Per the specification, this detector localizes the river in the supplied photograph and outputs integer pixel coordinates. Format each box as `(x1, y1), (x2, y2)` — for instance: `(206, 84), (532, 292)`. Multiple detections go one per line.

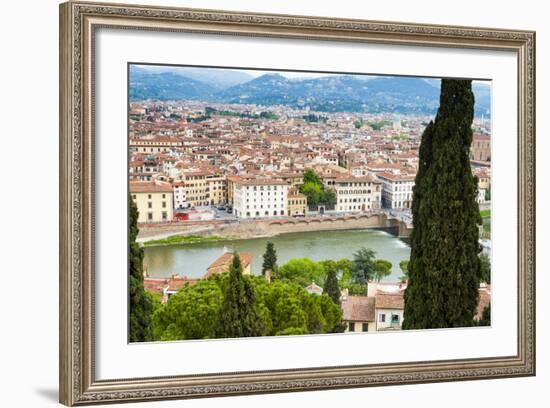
(143, 229), (411, 282)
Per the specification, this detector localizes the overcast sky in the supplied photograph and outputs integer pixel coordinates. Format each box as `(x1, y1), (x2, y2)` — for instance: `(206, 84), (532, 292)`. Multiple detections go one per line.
(137, 64), (490, 84)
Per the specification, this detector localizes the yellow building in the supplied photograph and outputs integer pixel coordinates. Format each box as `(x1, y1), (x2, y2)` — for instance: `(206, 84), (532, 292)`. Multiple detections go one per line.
(341, 295), (376, 333)
(206, 174), (227, 206)
(287, 189), (308, 216)
(178, 171), (227, 208)
(130, 180), (173, 223)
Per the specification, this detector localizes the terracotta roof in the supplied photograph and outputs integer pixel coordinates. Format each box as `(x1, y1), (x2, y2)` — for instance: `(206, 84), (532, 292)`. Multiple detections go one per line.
(129, 180), (173, 193)
(376, 172), (416, 182)
(305, 282), (323, 295)
(234, 178), (288, 186)
(342, 296), (376, 322)
(204, 252), (253, 279)
(334, 175), (380, 184)
(144, 276), (198, 295)
(375, 292), (405, 310)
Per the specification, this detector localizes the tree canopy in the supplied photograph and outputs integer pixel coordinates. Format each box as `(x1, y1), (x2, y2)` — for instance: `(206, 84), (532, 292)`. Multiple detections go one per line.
(403, 79), (482, 329)
(262, 241), (278, 275)
(300, 169), (337, 210)
(350, 248), (377, 283)
(151, 272), (343, 340)
(274, 257), (326, 287)
(129, 196), (153, 342)
(216, 254), (265, 338)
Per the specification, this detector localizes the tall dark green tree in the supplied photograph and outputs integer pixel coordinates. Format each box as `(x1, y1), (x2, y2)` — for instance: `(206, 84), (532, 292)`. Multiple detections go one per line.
(262, 242), (277, 275)
(129, 196), (153, 342)
(324, 264), (341, 306)
(216, 253), (264, 338)
(403, 79), (482, 330)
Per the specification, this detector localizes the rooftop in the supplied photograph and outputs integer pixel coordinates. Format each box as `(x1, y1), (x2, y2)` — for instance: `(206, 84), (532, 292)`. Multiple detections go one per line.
(129, 180), (173, 193)
(204, 252), (253, 279)
(342, 296), (376, 322)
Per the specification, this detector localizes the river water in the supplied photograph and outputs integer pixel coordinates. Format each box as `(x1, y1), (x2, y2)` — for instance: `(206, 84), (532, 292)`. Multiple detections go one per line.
(143, 229), (411, 282)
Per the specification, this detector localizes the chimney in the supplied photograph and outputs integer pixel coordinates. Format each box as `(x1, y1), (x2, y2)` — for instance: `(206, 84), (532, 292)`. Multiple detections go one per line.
(367, 280), (377, 298)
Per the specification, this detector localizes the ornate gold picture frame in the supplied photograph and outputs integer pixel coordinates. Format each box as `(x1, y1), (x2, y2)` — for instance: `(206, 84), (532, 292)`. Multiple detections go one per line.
(59, 1), (535, 405)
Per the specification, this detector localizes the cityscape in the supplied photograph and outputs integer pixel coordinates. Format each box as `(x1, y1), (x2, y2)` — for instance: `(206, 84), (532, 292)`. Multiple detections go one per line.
(128, 65), (492, 342)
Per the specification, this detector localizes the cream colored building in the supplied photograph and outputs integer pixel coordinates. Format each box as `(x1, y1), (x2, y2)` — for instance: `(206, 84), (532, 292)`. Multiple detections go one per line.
(287, 189), (308, 216)
(175, 171), (227, 208)
(341, 295), (376, 333)
(334, 176), (381, 212)
(377, 171), (416, 209)
(130, 180), (174, 223)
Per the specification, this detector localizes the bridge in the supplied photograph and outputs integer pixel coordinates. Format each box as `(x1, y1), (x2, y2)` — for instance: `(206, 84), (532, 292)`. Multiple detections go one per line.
(259, 211), (413, 238)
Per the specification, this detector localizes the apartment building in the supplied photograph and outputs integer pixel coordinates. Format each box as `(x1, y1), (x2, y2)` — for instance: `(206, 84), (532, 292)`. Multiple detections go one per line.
(233, 178), (289, 219)
(130, 180), (174, 223)
(377, 171), (416, 209)
(334, 176), (381, 213)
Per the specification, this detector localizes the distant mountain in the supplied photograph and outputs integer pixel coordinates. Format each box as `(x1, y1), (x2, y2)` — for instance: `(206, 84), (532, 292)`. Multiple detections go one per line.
(129, 67), (491, 116)
(130, 65), (253, 90)
(218, 74), (442, 114)
(129, 66), (218, 100)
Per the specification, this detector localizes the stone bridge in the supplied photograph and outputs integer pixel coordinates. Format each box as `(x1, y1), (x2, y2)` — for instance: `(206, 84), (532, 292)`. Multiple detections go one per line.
(253, 211), (412, 238)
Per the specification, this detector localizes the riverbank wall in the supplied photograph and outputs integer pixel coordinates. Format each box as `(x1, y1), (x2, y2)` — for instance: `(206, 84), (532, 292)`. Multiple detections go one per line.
(137, 213), (412, 243)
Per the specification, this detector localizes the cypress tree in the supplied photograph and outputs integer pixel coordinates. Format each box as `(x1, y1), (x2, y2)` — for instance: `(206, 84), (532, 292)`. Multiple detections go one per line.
(129, 196), (153, 342)
(403, 79), (482, 329)
(324, 265), (341, 306)
(217, 253), (264, 338)
(262, 242), (277, 275)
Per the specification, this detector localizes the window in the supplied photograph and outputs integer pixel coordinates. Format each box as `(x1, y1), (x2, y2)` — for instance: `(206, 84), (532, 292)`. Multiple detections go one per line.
(162, 211), (168, 221)
(148, 202), (152, 209)
(391, 314), (400, 324)
(162, 201), (166, 208)
(379, 313), (386, 323)
(348, 322), (355, 331)
(362, 323), (369, 332)
(148, 194), (152, 199)
(147, 212), (153, 221)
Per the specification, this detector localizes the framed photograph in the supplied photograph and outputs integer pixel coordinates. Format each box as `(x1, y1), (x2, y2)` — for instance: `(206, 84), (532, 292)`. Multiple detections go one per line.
(59, 1), (536, 405)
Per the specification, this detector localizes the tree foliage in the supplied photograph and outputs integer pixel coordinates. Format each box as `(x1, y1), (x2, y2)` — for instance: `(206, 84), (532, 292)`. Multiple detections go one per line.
(479, 253), (491, 284)
(350, 248), (377, 283)
(324, 263), (341, 305)
(300, 169), (337, 210)
(399, 259), (410, 282)
(373, 259), (392, 282)
(403, 80), (482, 330)
(129, 196), (153, 342)
(152, 279), (223, 340)
(262, 242), (278, 275)
(216, 254), (265, 338)
(274, 258), (326, 287)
